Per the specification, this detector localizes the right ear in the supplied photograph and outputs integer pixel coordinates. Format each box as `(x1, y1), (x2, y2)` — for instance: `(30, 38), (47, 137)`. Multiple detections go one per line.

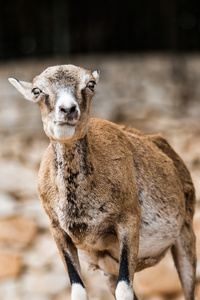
(8, 77), (34, 101)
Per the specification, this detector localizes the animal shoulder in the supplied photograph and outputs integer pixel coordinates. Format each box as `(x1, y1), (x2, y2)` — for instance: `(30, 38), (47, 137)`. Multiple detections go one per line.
(88, 118), (170, 161)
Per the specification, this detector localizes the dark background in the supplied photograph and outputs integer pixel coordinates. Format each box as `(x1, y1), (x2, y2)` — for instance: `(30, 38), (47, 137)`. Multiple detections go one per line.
(1, 0), (200, 59)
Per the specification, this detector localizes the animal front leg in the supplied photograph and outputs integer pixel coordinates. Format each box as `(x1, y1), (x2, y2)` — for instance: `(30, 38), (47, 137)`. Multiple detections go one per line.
(64, 252), (88, 300)
(50, 223), (88, 300)
(115, 217), (140, 300)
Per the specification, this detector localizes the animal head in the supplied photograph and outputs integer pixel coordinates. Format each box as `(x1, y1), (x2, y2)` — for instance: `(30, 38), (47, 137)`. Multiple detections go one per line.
(9, 64), (100, 142)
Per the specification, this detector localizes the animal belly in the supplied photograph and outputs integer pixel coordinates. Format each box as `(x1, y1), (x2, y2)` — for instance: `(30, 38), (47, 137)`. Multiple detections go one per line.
(138, 234), (171, 258)
(78, 220), (180, 276)
(77, 232), (120, 275)
(78, 249), (119, 275)
(138, 215), (183, 258)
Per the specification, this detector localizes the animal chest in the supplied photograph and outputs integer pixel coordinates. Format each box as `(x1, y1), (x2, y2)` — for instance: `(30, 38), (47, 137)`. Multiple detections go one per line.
(54, 167), (114, 248)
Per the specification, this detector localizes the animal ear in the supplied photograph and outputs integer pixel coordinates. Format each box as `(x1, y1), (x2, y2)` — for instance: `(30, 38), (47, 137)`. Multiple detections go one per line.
(8, 77), (34, 101)
(92, 70), (100, 84)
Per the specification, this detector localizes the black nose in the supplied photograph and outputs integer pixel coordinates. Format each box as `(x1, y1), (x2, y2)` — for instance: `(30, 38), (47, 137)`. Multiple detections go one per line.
(59, 105), (77, 119)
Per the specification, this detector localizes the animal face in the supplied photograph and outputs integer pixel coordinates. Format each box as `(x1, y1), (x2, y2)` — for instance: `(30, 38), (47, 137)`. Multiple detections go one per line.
(9, 64), (100, 142)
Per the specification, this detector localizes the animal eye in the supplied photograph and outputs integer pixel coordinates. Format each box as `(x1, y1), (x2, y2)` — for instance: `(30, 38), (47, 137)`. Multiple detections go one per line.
(32, 88), (41, 98)
(87, 81), (96, 91)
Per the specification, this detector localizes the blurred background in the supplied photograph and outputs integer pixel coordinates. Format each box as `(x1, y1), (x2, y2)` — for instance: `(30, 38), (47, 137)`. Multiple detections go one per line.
(0, 0), (200, 299)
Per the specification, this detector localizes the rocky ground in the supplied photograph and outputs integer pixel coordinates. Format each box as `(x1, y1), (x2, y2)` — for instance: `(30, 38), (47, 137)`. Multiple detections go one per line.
(0, 54), (199, 300)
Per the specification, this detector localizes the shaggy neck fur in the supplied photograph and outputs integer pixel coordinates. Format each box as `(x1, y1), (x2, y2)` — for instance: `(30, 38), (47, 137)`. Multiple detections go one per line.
(52, 135), (94, 225)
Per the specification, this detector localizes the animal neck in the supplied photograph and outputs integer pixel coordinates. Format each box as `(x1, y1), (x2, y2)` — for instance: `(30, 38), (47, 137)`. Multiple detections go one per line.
(52, 135), (94, 222)
(53, 134), (94, 182)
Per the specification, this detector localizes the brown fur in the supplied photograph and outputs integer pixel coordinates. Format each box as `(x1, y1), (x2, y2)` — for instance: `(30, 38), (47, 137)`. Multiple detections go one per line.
(9, 65), (196, 300)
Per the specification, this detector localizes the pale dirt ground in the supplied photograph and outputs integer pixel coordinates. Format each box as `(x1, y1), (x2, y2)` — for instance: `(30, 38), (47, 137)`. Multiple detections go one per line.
(0, 54), (199, 300)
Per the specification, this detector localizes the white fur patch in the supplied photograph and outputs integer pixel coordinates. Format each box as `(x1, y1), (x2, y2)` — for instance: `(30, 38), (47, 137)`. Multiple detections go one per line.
(79, 74), (90, 90)
(56, 89), (79, 116)
(52, 89), (80, 141)
(54, 123), (75, 141)
(115, 281), (134, 300)
(92, 70), (100, 83)
(71, 283), (88, 300)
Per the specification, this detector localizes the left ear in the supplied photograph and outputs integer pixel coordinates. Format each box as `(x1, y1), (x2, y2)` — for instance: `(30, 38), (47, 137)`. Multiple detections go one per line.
(92, 70), (100, 84)
(8, 77), (34, 101)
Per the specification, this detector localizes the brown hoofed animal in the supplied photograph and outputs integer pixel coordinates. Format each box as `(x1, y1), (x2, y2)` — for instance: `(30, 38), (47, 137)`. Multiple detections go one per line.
(9, 64), (196, 300)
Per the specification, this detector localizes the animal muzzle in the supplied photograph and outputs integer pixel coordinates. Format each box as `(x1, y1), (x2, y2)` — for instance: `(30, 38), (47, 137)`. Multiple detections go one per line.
(60, 104), (79, 120)
(54, 104), (80, 126)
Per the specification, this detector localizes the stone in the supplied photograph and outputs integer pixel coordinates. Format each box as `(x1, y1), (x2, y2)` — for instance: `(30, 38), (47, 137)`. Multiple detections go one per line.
(194, 209), (200, 258)
(21, 269), (68, 296)
(196, 282), (200, 300)
(0, 252), (22, 279)
(23, 232), (60, 269)
(53, 291), (72, 300)
(190, 170), (200, 203)
(134, 252), (182, 298)
(0, 192), (18, 218)
(0, 216), (37, 247)
(80, 260), (113, 300)
(193, 209), (200, 281)
(0, 159), (38, 199)
(0, 279), (21, 300)
(21, 199), (49, 229)
(1, 135), (47, 170)
(22, 295), (50, 300)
